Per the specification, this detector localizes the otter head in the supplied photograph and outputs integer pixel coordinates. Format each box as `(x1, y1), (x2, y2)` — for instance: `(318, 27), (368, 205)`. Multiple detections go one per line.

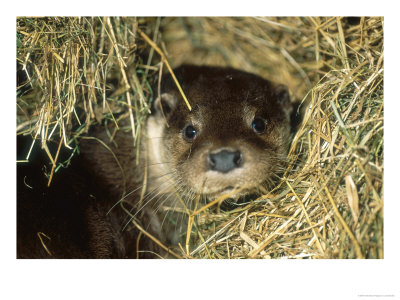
(146, 65), (293, 203)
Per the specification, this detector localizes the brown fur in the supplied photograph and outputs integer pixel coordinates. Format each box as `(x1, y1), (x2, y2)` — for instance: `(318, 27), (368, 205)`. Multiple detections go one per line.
(147, 65), (293, 199)
(17, 65), (294, 258)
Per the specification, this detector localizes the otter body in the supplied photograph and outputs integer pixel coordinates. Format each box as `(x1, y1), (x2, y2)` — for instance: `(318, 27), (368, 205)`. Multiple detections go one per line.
(17, 65), (294, 258)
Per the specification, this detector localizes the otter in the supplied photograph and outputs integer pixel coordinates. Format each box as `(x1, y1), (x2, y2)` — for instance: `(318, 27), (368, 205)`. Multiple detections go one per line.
(17, 65), (294, 258)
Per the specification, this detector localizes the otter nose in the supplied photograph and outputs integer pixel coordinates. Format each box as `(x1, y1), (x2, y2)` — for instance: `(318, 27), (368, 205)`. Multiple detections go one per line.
(208, 150), (242, 173)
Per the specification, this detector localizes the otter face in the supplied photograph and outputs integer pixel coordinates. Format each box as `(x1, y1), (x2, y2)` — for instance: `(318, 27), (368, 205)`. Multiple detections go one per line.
(146, 65), (293, 201)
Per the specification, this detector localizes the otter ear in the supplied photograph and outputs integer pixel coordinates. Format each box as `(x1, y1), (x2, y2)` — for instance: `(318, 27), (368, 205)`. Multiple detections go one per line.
(274, 85), (293, 120)
(153, 93), (178, 117)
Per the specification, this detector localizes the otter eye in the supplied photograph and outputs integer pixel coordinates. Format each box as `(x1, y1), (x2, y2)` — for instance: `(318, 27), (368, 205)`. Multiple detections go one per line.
(252, 117), (266, 134)
(183, 125), (197, 141)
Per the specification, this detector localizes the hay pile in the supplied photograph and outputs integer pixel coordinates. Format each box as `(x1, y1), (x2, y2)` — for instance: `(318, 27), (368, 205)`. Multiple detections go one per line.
(17, 17), (383, 259)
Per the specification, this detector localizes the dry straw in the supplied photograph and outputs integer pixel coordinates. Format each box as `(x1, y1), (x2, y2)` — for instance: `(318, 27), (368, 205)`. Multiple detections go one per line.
(17, 17), (383, 259)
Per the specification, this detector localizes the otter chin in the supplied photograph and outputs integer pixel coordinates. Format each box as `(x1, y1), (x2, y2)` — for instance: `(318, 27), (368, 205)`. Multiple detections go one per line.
(146, 65), (293, 205)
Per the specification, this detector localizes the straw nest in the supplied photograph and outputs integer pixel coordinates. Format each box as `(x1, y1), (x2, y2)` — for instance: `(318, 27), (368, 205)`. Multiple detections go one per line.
(17, 17), (383, 259)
